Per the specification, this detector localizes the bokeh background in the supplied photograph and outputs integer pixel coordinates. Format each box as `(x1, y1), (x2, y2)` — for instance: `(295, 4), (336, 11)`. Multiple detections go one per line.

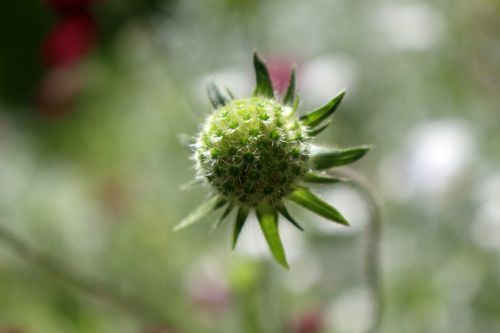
(1, 0), (500, 332)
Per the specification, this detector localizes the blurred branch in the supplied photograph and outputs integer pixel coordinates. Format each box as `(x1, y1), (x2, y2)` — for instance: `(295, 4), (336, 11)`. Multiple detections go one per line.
(330, 168), (384, 333)
(0, 223), (178, 329)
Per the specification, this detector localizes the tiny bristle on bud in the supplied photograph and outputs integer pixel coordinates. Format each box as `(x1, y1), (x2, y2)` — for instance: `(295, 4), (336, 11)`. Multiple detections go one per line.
(195, 97), (310, 207)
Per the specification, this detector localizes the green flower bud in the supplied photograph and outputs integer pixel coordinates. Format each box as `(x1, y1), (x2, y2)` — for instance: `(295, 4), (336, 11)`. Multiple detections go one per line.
(195, 97), (310, 207)
(176, 52), (371, 268)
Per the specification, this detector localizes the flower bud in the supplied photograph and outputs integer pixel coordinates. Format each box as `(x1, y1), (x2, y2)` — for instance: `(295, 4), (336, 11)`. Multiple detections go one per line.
(195, 97), (310, 207)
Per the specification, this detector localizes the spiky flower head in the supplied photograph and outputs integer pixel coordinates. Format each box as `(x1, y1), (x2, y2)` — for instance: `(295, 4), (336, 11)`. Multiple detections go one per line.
(176, 52), (371, 268)
(196, 97), (309, 207)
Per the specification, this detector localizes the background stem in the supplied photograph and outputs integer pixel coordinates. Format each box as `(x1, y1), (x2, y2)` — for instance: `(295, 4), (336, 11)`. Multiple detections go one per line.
(0, 223), (178, 329)
(330, 168), (384, 333)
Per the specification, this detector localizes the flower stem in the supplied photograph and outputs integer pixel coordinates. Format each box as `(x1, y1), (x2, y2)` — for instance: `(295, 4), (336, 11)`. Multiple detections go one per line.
(330, 168), (384, 333)
(0, 223), (178, 329)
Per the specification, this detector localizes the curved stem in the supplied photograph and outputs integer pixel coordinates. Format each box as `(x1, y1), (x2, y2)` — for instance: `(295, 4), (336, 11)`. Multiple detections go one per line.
(329, 168), (384, 333)
(0, 223), (178, 329)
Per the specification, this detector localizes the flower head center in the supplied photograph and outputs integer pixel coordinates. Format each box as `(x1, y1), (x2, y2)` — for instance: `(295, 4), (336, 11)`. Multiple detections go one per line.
(196, 97), (310, 207)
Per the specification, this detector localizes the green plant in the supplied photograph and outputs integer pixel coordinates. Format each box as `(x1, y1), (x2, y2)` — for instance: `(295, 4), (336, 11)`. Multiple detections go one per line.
(176, 52), (371, 268)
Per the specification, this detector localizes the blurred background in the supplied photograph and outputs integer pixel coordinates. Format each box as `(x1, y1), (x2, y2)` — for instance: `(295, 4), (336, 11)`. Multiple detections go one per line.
(1, 0), (500, 332)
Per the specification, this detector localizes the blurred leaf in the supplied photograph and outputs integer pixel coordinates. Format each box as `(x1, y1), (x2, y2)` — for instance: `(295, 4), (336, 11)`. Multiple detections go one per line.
(174, 195), (226, 231)
(207, 81), (229, 108)
(300, 90), (345, 128)
(276, 203), (303, 231)
(302, 172), (346, 184)
(252, 52), (274, 98)
(256, 207), (288, 268)
(311, 145), (371, 170)
(232, 207), (250, 249)
(225, 87), (236, 99)
(288, 186), (349, 226)
(283, 68), (296, 105)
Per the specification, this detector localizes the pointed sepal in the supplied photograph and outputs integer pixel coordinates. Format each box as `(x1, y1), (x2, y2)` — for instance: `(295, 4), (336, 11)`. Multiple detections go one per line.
(174, 195), (227, 231)
(225, 87), (236, 100)
(211, 203), (234, 232)
(300, 90), (345, 128)
(288, 186), (349, 226)
(207, 81), (229, 109)
(276, 203), (304, 231)
(282, 68), (296, 105)
(252, 52), (274, 98)
(307, 121), (330, 137)
(310, 145), (371, 170)
(302, 172), (346, 184)
(232, 207), (250, 249)
(292, 95), (300, 113)
(256, 207), (289, 268)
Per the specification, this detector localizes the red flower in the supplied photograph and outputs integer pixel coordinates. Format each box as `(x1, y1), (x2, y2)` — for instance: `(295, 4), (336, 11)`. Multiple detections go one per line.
(288, 309), (325, 333)
(42, 13), (97, 68)
(266, 56), (297, 96)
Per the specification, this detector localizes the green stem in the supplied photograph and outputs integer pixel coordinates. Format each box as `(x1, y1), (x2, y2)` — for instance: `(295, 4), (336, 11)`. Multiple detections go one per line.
(0, 223), (178, 329)
(239, 264), (267, 333)
(329, 168), (384, 333)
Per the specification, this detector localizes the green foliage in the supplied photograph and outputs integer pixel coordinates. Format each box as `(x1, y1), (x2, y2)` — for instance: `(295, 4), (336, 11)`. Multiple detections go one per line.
(233, 207), (250, 248)
(276, 203), (304, 231)
(256, 207), (288, 268)
(207, 81), (230, 108)
(288, 186), (349, 226)
(300, 90), (345, 128)
(252, 52), (275, 98)
(302, 172), (346, 184)
(282, 68), (296, 105)
(308, 121), (331, 137)
(174, 195), (226, 231)
(310, 145), (371, 170)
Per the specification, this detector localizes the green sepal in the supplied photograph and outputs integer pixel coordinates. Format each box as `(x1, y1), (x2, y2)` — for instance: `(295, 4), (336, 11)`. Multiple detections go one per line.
(252, 52), (274, 98)
(307, 121), (330, 137)
(288, 186), (349, 226)
(207, 81), (229, 109)
(211, 203), (234, 232)
(256, 207), (289, 268)
(276, 203), (304, 231)
(292, 95), (300, 113)
(174, 195), (227, 231)
(302, 172), (346, 184)
(225, 87), (236, 99)
(232, 207), (250, 249)
(311, 145), (371, 170)
(282, 68), (296, 105)
(300, 90), (345, 128)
